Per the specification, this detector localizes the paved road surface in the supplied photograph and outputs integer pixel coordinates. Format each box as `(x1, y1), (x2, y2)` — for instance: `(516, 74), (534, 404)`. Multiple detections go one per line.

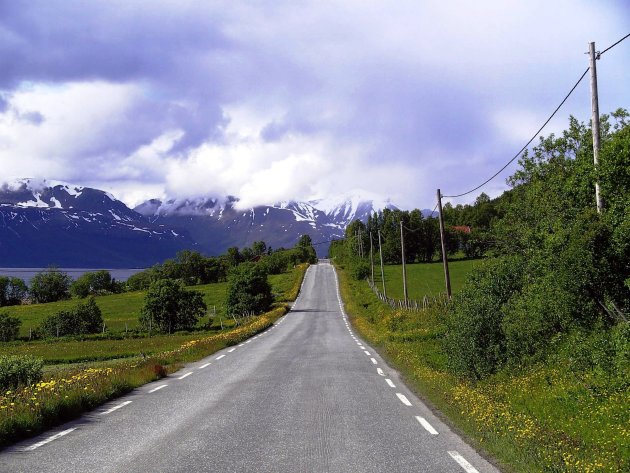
(1, 262), (500, 473)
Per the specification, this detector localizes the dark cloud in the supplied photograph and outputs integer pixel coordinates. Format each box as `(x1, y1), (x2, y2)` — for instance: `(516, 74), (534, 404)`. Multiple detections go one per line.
(0, 0), (628, 208)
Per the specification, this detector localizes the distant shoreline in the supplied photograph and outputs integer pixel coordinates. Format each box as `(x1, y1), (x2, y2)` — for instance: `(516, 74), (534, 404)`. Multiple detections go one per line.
(0, 268), (146, 284)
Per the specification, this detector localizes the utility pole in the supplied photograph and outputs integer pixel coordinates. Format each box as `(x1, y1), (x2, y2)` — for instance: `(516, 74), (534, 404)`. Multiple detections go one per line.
(378, 230), (387, 298)
(436, 189), (452, 298)
(400, 221), (408, 304)
(358, 228), (363, 258)
(589, 41), (603, 214)
(369, 232), (375, 285)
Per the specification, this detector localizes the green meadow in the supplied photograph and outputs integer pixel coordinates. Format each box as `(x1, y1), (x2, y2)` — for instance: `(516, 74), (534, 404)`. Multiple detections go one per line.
(373, 259), (478, 300)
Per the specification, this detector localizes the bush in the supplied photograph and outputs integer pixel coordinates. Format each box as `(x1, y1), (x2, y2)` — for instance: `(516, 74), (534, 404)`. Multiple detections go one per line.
(0, 312), (21, 341)
(70, 270), (114, 298)
(126, 268), (158, 291)
(444, 256), (525, 379)
(139, 279), (207, 333)
(226, 262), (273, 317)
(0, 277), (27, 306)
(29, 269), (71, 303)
(351, 260), (371, 280)
(0, 355), (43, 389)
(38, 297), (103, 337)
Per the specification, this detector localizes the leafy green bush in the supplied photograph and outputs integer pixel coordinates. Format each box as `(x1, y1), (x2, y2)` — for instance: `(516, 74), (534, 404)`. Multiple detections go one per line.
(444, 256), (524, 379)
(226, 262), (273, 317)
(351, 260), (370, 280)
(70, 270), (115, 298)
(0, 312), (21, 342)
(126, 268), (158, 291)
(139, 279), (207, 333)
(29, 269), (71, 303)
(0, 277), (27, 306)
(0, 355), (43, 389)
(39, 297), (103, 337)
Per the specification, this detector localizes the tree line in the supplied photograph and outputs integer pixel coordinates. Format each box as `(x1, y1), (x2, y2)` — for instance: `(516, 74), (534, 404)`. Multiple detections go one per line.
(0, 235), (318, 340)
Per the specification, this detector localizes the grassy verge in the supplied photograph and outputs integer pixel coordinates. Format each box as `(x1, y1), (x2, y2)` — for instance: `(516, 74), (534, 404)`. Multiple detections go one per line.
(0, 264), (309, 448)
(335, 264), (628, 473)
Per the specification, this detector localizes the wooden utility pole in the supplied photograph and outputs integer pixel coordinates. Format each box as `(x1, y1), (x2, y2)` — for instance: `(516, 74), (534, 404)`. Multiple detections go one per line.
(400, 221), (408, 304)
(436, 189), (452, 298)
(589, 41), (603, 214)
(378, 230), (387, 298)
(369, 232), (375, 285)
(358, 228), (363, 258)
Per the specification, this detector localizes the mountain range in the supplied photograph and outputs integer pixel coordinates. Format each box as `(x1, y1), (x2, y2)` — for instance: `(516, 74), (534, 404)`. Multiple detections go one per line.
(0, 179), (412, 268)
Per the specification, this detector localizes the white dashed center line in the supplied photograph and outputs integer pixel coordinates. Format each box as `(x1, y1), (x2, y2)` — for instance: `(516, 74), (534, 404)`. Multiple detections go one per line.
(228, 348), (236, 353)
(101, 400), (132, 415)
(385, 378), (396, 388)
(416, 416), (439, 435)
(245, 340), (251, 344)
(396, 393), (412, 406)
(178, 372), (193, 380)
(364, 350), (371, 356)
(148, 384), (168, 393)
(199, 363), (211, 369)
(448, 451), (480, 473)
(370, 358), (377, 365)
(216, 354), (226, 360)
(377, 368), (385, 376)
(23, 428), (77, 451)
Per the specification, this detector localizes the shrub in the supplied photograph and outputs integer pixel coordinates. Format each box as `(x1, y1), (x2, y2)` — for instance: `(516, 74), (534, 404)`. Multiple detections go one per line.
(0, 312), (21, 341)
(126, 268), (158, 291)
(38, 297), (103, 337)
(70, 270), (114, 298)
(29, 268), (71, 303)
(0, 355), (43, 389)
(351, 260), (371, 280)
(444, 256), (525, 379)
(226, 262), (273, 317)
(139, 279), (207, 333)
(0, 277), (27, 306)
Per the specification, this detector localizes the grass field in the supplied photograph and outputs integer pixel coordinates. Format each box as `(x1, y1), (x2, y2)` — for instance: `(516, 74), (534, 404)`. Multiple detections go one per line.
(6, 271), (296, 337)
(373, 259), (478, 300)
(0, 267), (305, 365)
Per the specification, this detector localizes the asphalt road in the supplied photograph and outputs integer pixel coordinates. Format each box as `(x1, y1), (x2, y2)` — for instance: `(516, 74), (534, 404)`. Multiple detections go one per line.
(1, 262), (500, 473)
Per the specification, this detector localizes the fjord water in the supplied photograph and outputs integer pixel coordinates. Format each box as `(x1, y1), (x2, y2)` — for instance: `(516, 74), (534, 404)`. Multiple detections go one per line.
(0, 268), (145, 285)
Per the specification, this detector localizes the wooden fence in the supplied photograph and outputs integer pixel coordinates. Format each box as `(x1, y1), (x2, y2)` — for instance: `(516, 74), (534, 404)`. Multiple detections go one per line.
(366, 278), (449, 311)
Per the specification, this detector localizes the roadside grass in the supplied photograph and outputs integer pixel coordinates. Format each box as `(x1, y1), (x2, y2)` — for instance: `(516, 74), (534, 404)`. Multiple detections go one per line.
(374, 259), (478, 300)
(335, 264), (628, 473)
(7, 270), (298, 337)
(0, 264), (309, 448)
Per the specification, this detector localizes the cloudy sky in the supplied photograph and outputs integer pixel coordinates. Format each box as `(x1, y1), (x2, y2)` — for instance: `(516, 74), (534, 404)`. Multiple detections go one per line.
(0, 1), (628, 210)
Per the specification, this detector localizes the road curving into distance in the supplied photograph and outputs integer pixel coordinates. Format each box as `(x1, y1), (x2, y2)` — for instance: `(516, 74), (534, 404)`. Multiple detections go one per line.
(1, 262), (500, 473)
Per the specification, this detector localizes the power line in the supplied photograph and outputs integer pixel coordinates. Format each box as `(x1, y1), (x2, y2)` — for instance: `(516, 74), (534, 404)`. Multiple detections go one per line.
(600, 32), (630, 56)
(443, 67), (590, 199)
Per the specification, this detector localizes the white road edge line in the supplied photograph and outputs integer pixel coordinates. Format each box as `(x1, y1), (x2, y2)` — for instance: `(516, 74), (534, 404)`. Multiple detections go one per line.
(377, 368), (385, 376)
(370, 358), (378, 365)
(199, 363), (211, 369)
(178, 372), (193, 380)
(101, 400), (132, 415)
(385, 378), (396, 388)
(396, 393), (412, 406)
(416, 416), (439, 435)
(228, 348), (236, 352)
(148, 384), (168, 393)
(364, 350), (371, 355)
(216, 354), (226, 360)
(23, 428), (77, 451)
(448, 451), (480, 473)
